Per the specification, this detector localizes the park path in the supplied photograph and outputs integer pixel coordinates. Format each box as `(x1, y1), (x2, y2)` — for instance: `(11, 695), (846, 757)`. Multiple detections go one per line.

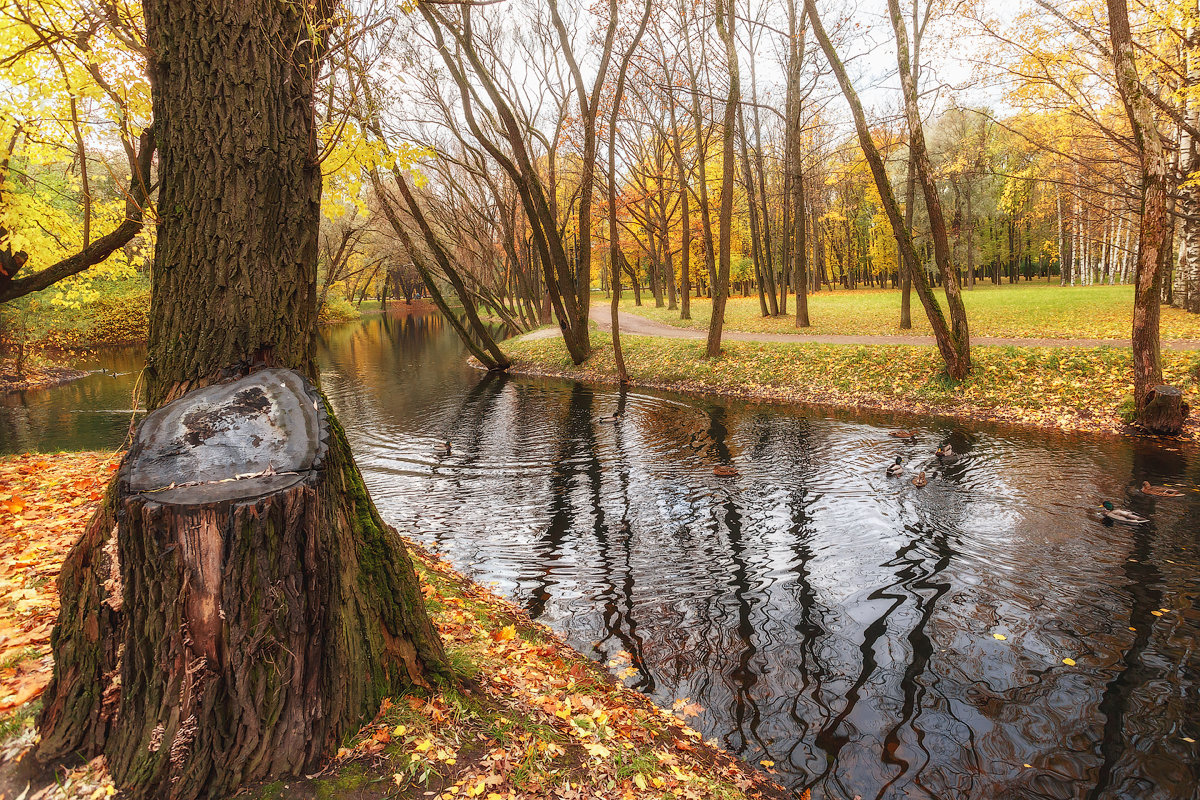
(520, 304), (1200, 350)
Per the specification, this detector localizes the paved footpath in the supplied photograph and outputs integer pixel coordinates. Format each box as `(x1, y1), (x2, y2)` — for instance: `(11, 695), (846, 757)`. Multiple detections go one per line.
(521, 304), (1200, 351)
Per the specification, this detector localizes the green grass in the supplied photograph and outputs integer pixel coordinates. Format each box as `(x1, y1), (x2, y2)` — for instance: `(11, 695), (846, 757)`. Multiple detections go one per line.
(0, 699), (41, 742)
(504, 330), (1200, 431)
(616, 283), (1200, 341)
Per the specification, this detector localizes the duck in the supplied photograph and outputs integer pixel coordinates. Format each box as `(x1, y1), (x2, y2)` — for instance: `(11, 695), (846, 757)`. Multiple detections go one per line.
(888, 429), (918, 439)
(713, 465), (739, 477)
(434, 441), (452, 455)
(935, 443), (954, 459)
(912, 471), (928, 487)
(1101, 501), (1148, 525)
(1139, 481), (1184, 498)
(886, 457), (904, 477)
(597, 415), (620, 424)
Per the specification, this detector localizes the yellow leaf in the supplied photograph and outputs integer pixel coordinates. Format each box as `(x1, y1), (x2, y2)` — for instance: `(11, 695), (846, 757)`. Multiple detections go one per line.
(490, 625), (517, 642)
(583, 741), (611, 760)
(633, 774), (647, 790)
(1062, 658), (1076, 666)
(760, 759), (775, 767)
(992, 633), (1007, 641)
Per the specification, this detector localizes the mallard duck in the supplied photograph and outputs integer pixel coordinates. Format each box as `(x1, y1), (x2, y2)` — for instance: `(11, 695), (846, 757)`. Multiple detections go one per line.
(434, 441), (451, 455)
(713, 465), (739, 477)
(1140, 481), (1184, 498)
(598, 415), (620, 424)
(886, 457), (904, 477)
(935, 444), (954, 459)
(888, 429), (918, 439)
(1101, 501), (1148, 525)
(912, 471), (928, 487)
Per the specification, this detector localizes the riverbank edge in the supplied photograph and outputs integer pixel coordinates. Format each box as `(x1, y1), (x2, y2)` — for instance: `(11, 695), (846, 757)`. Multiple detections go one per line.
(0, 451), (791, 800)
(0, 365), (89, 394)
(494, 337), (1198, 443)
(0, 300), (408, 396)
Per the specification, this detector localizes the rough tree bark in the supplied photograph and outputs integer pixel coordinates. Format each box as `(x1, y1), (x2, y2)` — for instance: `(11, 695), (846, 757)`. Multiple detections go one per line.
(786, 0), (809, 327)
(37, 4), (449, 798)
(886, 0), (970, 377)
(1107, 0), (1187, 433)
(806, 0), (971, 379)
(606, 0), (654, 384)
(707, 0), (740, 358)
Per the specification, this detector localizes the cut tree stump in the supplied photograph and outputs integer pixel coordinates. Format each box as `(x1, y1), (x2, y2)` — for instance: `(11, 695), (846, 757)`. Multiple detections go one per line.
(1140, 384), (1189, 435)
(38, 368), (447, 800)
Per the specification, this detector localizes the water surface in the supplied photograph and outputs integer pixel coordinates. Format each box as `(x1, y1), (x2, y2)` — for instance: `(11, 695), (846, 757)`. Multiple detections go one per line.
(3, 312), (1198, 800)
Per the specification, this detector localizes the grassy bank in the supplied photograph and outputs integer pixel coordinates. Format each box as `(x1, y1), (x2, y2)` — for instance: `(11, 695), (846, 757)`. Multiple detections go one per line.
(2, 278), (363, 355)
(1, 281), (365, 392)
(503, 331), (1200, 437)
(0, 452), (787, 800)
(618, 284), (1200, 341)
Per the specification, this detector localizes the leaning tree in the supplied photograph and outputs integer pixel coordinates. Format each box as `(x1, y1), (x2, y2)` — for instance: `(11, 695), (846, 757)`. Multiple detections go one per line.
(35, 3), (449, 798)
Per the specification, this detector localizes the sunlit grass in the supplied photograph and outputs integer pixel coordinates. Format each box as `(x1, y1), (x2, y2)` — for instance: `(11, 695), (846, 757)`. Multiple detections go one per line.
(610, 283), (1200, 340)
(505, 330), (1200, 431)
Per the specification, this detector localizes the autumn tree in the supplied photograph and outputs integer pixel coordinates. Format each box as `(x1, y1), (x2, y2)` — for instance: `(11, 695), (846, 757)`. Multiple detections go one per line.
(706, 0), (740, 358)
(806, 0), (971, 378)
(1107, 0), (1187, 433)
(35, 4), (448, 798)
(0, 0), (156, 304)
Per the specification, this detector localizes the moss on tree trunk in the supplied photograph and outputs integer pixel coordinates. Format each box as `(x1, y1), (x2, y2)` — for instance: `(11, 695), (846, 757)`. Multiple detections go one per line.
(37, 2), (450, 797)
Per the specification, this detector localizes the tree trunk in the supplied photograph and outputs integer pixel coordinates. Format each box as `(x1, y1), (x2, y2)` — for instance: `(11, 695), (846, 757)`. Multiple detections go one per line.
(1108, 0), (1182, 433)
(666, 96), (692, 321)
(787, 0), (810, 328)
(807, 0), (970, 379)
(38, 4), (449, 797)
(886, 0), (970, 377)
(707, 0), (740, 358)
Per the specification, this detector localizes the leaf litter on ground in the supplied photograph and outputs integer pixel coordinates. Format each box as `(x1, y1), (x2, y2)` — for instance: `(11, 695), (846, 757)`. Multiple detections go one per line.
(0, 452), (792, 800)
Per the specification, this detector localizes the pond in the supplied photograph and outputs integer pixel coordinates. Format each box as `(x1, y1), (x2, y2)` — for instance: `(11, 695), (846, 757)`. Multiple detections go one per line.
(3, 311), (1198, 800)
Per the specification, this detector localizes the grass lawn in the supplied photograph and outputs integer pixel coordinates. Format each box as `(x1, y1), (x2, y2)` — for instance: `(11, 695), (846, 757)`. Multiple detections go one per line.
(614, 283), (1200, 341)
(504, 331), (1200, 435)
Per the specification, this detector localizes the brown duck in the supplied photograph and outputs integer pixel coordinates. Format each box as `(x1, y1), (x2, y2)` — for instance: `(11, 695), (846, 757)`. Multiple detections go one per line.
(1140, 481), (1184, 498)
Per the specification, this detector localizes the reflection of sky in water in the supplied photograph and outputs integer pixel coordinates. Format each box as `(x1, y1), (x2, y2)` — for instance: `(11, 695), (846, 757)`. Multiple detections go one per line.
(8, 312), (1200, 799)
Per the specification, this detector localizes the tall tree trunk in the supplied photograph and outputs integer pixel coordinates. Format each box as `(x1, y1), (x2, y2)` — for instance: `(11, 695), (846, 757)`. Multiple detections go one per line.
(1176, 23), (1200, 312)
(901, 153), (916, 327)
(965, 178), (976, 289)
(807, 0), (970, 379)
(666, 97), (692, 320)
(737, 101), (769, 317)
(886, 0), (970, 376)
(37, 5), (449, 798)
(1107, 0), (1186, 433)
(747, 27), (779, 316)
(787, 0), (810, 328)
(707, 0), (739, 357)
(680, 0), (716, 322)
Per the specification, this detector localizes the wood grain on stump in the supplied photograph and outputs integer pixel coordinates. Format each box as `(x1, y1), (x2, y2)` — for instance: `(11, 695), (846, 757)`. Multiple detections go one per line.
(1141, 384), (1189, 436)
(39, 369), (447, 800)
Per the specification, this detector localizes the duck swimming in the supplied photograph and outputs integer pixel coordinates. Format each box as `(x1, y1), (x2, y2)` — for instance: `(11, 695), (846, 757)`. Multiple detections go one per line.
(935, 444), (954, 459)
(886, 457), (904, 477)
(888, 429), (918, 439)
(434, 441), (451, 455)
(598, 415), (620, 424)
(713, 465), (739, 477)
(1101, 501), (1148, 525)
(912, 471), (928, 487)
(1140, 481), (1184, 498)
